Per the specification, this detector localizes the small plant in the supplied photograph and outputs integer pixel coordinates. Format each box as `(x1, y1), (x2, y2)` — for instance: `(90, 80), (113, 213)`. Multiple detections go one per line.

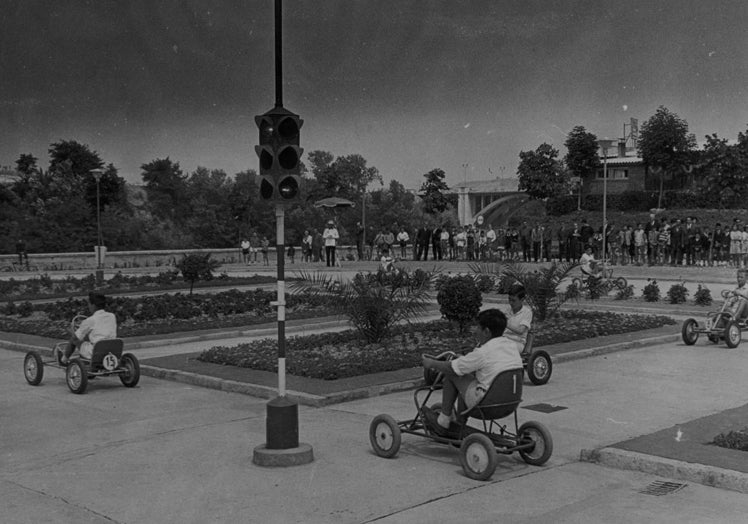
(585, 276), (608, 300)
(615, 284), (635, 300)
(17, 301), (34, 317)
(642, 279), (661, 302)
(473, 274), (495, 294)
(713, 428), (748, 451)
(176, 253), (221, 294)
(694, 284), (713, 306)
(666, 281), (689, 304)
(564, 282), (581, 301)
(437, 275), (482, 333)
(4, 301), (17, 315)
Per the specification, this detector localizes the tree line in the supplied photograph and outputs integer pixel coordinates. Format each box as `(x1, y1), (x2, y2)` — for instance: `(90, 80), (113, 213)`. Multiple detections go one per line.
(518, 105), (748, 209)
(0, 141), (458, 255)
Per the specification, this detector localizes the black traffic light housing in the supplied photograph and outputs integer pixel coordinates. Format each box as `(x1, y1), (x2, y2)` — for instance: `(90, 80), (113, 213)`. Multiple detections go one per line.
(255, 107), (303, 203)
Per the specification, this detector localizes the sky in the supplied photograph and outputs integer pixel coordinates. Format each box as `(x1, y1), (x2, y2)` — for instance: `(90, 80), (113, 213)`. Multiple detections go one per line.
(1, 0), (747, 190)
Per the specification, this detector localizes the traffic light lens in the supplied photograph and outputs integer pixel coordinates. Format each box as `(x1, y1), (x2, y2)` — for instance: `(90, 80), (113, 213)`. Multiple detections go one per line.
(260, 178), (274, 199)
(278, 117), (300, 140)
(259, 149), (273, 170)
(278, 146), (299, 170)
(278, 176), (299, 199)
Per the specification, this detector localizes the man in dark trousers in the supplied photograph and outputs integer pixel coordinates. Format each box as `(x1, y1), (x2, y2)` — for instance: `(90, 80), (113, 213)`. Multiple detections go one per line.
(431, 226), (442, 260)
(416, 226), (431, 261)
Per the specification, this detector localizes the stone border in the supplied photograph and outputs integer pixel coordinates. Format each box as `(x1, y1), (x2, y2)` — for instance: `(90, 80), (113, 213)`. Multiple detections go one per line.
(580, 447), (748, 494)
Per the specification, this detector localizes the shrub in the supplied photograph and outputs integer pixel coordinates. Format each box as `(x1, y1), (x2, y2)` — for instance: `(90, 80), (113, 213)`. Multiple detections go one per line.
(694, 284), (713, 306)
(4, 301), (17, 315)
(713, 428), (748, 451)
(473, 274), (495, 294)
(176, 253), (221, 294)
(615, 284), (635, 300)
(17, 301), (34, 317)
(437, 275), (482, 333)
(585, 276), (608, 300)
(642, 279), (661, 302)
(666, 281), (689, 304)
(565, 282), (581, 301)
(291, 268), (433, 343)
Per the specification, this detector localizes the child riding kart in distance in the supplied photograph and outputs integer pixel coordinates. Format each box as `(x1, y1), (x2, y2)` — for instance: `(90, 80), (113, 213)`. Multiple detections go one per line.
(713, 268), (748, 329)
(59, 292), (117, 365)
(579, 245), (601, 278)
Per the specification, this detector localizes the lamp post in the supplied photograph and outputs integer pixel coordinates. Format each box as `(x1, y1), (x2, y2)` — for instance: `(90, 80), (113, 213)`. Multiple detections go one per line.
(597, 139), (616, 263)
(91, 168), (105, 285)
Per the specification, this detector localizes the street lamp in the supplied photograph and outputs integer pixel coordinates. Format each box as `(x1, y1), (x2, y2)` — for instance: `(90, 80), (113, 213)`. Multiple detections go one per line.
(91, 168), (105, 285)
(597, 139), (616, 264)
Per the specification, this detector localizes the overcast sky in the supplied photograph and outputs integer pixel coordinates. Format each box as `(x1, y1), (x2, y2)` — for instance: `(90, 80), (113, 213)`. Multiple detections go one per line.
(2, 0), (747, 189)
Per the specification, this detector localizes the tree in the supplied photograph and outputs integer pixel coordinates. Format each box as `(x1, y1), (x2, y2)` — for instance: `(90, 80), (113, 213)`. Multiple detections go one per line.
(564, 126), (601, 183)
(419, 168), (455, 214)
(700, 128), (748, 206)
(141, 158), (188, 219)
(15, 153), (38, 175)
(517, 143), (569, 199)
(307, 151), (381, 201)
(637, 106), (697, 208)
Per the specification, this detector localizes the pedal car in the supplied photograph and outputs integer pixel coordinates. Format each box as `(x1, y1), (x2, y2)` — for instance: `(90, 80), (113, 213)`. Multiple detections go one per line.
(370, 354), (553, 481)
(23, 315), (140, 394)
(682, 290), (745, 348)
(423, 331), (552, 386)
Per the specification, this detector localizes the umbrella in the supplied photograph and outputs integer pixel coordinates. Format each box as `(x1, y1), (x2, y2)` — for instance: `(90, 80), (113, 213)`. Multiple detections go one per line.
(313, 197), (355, 209)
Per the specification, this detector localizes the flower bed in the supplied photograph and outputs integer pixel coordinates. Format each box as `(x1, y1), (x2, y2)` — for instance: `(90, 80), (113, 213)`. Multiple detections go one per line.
(198, 311), (677, 380)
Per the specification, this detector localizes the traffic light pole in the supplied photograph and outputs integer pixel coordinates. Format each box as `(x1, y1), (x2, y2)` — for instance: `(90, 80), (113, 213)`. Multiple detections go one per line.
(252, 0), (313, 468)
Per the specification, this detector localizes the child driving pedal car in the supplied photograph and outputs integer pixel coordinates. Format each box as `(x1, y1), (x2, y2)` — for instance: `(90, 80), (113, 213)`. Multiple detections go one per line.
(421, 309), (522, 436)
(60, 292), (117, 364)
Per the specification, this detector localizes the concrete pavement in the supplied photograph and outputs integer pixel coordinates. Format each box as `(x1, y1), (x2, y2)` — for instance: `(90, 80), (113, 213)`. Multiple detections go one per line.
(3, 338), (748, 523)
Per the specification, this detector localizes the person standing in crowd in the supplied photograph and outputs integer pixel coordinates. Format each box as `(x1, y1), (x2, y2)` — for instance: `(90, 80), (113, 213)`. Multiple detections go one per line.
(240, 238), (250, 264)
(556, 223), (567, 262)
(685, 216), (696, 266)
(466, 226), (476, 261)
(520, 221), (531, 262)
(486, 224), (496, 261)
(633, 223), (646, 266)
(355, 222), (365, 261)
(249, 230), (260, 264)
(712, 224), (724, 266)
(647, 224), (659, 266)
(416, 225), (431, 261)
(580, 218), (594, 248)
(311, 228), (323, 263)
(432, 225), (442, 260)
(658, 223), (670, 265)
(397, 227), (410, 260)
(323, 220), (339, 267)
(383, 228), (395, 257)
(455, 226), (467, 260)
(302, 230), (313, 262)
(531, 224), (541, 262)
(671, 219), (685, 266)
(644, 213), (658, 265)
(440, 226), (450, 261)
(16, 239), (28, 269)
(568, 222), (581, 262)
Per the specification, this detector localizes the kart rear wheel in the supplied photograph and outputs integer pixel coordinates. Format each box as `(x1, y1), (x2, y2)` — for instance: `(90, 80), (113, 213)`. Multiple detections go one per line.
(527, 350), (552, 385)
(119, 353), (140, 387)
(518, 421), (553, 466)
(460, 433), (497, 481)
(66, 359), (88, 394)
(615, 277), (628, 290)
(571, 277), (583, 290)
(681, 318), (699, 345)
(724, 321), (741, 348)
(369, 414), (401, 459)
(24, 351), (44, 386)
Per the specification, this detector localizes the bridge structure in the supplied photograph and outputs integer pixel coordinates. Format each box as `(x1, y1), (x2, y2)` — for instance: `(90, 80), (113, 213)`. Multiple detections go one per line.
(451, 177), (533, 227)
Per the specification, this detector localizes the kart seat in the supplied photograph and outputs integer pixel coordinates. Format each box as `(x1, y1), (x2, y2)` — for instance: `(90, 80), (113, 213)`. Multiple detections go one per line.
(461, 368), (524, 422)
(88, 339), (124, 368)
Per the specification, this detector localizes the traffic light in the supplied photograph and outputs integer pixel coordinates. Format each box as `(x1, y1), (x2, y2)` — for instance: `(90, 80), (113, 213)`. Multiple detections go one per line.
(255, 107), (304, 203)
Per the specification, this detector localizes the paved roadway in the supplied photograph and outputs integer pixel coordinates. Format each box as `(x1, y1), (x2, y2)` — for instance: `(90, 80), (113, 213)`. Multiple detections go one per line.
(3, 337), (748, 523)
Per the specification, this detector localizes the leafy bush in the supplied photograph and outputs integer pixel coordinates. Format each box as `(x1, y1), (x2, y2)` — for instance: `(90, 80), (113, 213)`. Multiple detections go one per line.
(585, 276), (608, 300)
(615, 284), (635, 300)
(4, 301), (16, 315)
(473, 274), (495, 293)
(666, 281), (689, 304)
(694, 285), (713, 306)
(713, 428), (748, 451)
(565, 282), (581, 301)
(642, 279), (661, 302)
(437, 275), (482, 333)
(176, 253), (221, 294)
(291, 268), (433, 343)
(17, 301), (33, 317)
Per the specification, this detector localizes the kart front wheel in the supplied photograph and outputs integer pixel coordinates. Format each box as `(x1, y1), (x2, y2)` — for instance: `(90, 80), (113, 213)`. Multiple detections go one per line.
(119, 353), (140, 387)
(24, 351), (44, 386)
(460, 433), (497, 481)
(66, 359), (88, 394)
(725, 321), (741, 348)
(615, 277), (628, 290)
(518, 421), (553, 466)
(369, 414), (401, 459)
(527, 350), (552, 385)
(681, 318), (699, 346)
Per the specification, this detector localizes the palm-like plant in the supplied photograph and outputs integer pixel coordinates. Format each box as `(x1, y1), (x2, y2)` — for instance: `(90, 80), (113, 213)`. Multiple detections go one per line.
(289, 268), (434, 343)
(470, 260), (578, 321)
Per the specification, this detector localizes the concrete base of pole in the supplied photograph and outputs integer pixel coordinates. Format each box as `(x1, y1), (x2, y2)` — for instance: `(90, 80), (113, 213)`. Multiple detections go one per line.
(253, 396), (314, 467)
(95, 269), (104, 286)
(253, 442), (314, 467)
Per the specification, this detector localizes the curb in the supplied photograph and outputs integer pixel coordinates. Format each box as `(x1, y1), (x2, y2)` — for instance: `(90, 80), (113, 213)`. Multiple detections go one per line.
(580, 447), (748, 494)
(553, 333), (681, 364)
